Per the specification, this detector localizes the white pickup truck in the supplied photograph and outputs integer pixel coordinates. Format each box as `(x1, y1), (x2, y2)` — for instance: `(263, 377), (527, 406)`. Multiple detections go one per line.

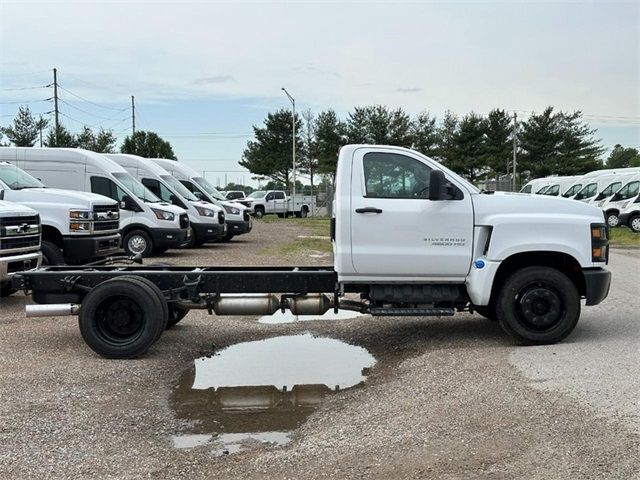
(238, 190), (313, 218)
(0, 200), (41, 297)
(18, 145), (611, 358)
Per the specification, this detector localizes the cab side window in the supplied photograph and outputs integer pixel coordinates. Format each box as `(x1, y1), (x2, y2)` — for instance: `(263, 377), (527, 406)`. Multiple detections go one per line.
(274, 192), (285, 200)
(363, 152), (432, 199)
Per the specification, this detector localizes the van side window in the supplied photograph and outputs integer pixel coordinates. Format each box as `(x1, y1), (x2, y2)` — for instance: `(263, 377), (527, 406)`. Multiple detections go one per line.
(363, 152), (432, 199)
(91, 176), (126, 202)
(142, 178), (186, 208)
(141, 178), (161, 197)
(617, 181), (640, 200)
(180, 180), (197, 194)
(546, 185), (560, 196)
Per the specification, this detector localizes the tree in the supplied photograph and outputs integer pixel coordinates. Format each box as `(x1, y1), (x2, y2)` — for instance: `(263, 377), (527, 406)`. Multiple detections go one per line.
(388, 108), (412, 146)
(35, 116), (49, 147)
(449, 113), (488, 182)
(346, 107), (369, 144)
(606, 144), (640, 168)
(411, 111), (438, 157)
(121, 130), (177, 159)
(484, 109), (513, 178)
(76, 126), (117, 153)
(315, 109), (346, 179)
(435, 111), (459, 165)
(299, 109), (318, 196)
(222, 182), (254, 194)
(2, 105), (39, 146)
(240, 109), (303, 187)
(46, 124), (77, 147)
(555, 111), (603, 174)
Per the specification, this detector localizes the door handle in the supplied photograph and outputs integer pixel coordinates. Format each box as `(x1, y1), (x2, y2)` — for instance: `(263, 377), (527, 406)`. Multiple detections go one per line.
(355, 207), (383, 214)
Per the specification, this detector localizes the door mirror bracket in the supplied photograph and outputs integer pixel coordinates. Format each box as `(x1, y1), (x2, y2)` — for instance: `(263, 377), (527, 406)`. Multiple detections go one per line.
(428, 171), (460, 201)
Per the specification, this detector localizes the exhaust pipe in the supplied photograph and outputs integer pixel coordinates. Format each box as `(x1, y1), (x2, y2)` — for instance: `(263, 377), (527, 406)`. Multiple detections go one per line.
(289, 294), (332, 315)
(26, 304), (80, 318)
(176, 293), (334, 316)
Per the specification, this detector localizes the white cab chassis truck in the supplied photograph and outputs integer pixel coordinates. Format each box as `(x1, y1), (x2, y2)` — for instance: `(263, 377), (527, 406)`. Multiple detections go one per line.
(17, 145), (611, 359)
(0, 200), (41, 297)
(239, 190), (314, 218)
(0, 158), (121, 265)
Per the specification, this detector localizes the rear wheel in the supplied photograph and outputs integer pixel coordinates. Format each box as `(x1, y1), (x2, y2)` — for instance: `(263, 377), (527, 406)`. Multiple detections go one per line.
(300, 206), (308, 218)
(41, 241), (66, 266)
(630, 214), (640, 233)
(124, 230), (154, 257)
(78, 277), (165, 358)
(496, 266), (580, 345)
(606, 211), (619, 228)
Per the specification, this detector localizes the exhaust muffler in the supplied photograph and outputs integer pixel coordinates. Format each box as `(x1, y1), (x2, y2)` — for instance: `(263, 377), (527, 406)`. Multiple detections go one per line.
(26, 304), (80, 317)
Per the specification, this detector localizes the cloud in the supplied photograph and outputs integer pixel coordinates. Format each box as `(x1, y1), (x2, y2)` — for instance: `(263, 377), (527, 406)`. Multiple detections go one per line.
(193, 75), (236, 85)
(396, 87), (423, 93)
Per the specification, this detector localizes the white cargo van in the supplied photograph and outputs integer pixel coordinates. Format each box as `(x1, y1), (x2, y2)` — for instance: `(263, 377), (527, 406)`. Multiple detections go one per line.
(573, 172), (636, 207)
(0, 200), (41, 296)
(150, 158), (251, 241)
(520, 178), (552, 194)
(107, 154), (225, 246)
(600, 174), (640, 227)
(0, 152), (121, 265)
(11, 148), (190, 257)
(539, 176), (582, 197)
(618, 192), (640, 232)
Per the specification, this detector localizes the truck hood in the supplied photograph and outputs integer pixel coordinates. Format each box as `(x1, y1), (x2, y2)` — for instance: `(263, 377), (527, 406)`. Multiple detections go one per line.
(0, 200), (38, 216)
(473, 191), (606, 225)
(12, 188), (117, 207)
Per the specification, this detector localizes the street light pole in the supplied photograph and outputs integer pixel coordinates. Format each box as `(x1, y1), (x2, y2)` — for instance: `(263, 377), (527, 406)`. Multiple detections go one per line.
(281, 87), (296, 201)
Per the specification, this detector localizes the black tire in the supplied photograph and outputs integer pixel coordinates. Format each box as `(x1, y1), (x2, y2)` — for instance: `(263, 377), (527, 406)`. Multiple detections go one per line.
(118, 275), (169, 339)
(300, 207), (308, 218)
(254, 207), (264, 219)
(496, 266), (580, 345)
(629, 214), (640, 233)
(41, 241), (66, 266)
(0, 282), (16, 297)
(473, 304), (497, 321)
(123, 229), (154, 257)
(221, 232), (235, 242)
(78, 277), (165, 358)
(606, 211), (619, 228)
(277, 212), (285, 218)
(167, 304), (189, 328)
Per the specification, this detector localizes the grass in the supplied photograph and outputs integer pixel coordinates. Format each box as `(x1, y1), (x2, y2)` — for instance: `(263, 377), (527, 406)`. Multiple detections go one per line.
(609, 227), (640, 247)
(258, 216), (332, 256)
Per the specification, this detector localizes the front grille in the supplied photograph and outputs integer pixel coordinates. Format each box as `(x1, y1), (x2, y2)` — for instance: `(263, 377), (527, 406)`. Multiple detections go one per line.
(243, 211), (250, 221)
(0, 215), (39, 228)
(179, 214), (189, 229)
(93, 204), (119, 214)
(0, 235), (40, 251)
(93, 220), (120, 231)
(218, 211), (226, 224)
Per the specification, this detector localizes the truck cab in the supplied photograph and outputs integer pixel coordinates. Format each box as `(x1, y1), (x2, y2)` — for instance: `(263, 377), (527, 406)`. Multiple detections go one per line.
(150, 158), (251, 241)
(240, 190), (312, 218)
(0, 200), (41, 297)
(107, 154), (226, 246)
(0, 156), (121, 265)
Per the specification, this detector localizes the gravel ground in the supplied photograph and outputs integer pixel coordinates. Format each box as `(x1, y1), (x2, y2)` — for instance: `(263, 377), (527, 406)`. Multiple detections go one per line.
(0, 220), (638, 479)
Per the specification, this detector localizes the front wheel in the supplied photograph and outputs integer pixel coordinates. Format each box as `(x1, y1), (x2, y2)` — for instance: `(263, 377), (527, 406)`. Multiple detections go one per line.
(41, 241), (66, 266)
(629, 214), (640, 233)
(496, 267), (580, 345)
(254, 208), (264, 219)
(606, 211), (619, 228)
(123, 230), (154, 257)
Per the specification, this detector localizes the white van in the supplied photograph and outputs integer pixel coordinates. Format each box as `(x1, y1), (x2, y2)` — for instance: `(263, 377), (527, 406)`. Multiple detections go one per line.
(618, 192), (640, 232)
(600, 174), (640, 227)
(571, 173), (634, 204)
(539, 176), (582, 197)
(520, 178), (552, 194)
(106, 154), (225, 246)
(150, 158), (251, 241)
(11, 148), (190, 257)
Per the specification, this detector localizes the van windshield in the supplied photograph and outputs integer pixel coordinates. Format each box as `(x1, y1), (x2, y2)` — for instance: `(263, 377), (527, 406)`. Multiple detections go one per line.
(562, 184), (582, 197)
(0, 164), (44, 190)
(113, 172), (161, 203)
(193, 176), (226, 200)
(160, 175), (198, 201)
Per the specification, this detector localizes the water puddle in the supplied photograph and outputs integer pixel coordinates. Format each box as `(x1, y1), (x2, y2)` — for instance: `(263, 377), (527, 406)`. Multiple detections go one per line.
(258, 308), (363, 324)
(170, 333), (376, 456)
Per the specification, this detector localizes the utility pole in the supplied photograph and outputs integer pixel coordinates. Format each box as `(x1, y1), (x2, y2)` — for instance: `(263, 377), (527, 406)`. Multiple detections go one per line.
(281, 88), (296, 200)
(512, 111), (518, 192)
(53, 68), (59, 143)
(131, 95), (136, 136)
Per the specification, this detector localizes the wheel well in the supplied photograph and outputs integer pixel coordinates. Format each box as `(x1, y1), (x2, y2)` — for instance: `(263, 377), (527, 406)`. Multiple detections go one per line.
(301, 205), (309, 211)
(122, 225), (152, 239)
(605, 209), (619, 215)
(490, 251), (586, 304)
(41, 225), (63, 247)
(254, 205), (264, 211)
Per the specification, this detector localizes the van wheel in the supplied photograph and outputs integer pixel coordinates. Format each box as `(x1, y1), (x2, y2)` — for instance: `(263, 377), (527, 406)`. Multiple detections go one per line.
(41, 241), (66, 266)
(78, 277), (166, 358)
(254, 208), (264, 219)
(496, 267), (580, 345)
(606, 211), (619, 228)
(124, 230), (153, 257)
(630, 214), (640, 233)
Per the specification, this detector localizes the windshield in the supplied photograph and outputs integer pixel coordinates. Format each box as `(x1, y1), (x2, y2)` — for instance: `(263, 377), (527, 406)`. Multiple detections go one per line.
(247, 190), (266, 198)
(562, 183), (582, 197)
(160, 175), (198, 201)
(536, 185), (549, 194)
(601, 182), (622, 196)
(0, 164), (44, 189)
(113, 172), (161, 203)
(194, 177), (226, 200)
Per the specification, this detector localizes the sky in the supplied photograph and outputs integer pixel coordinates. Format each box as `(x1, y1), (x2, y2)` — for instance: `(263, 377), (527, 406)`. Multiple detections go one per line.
(1, 0), (638, 187)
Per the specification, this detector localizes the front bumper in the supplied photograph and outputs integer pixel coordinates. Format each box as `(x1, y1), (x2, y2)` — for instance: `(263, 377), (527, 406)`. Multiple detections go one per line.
(583, 268), (611, 306)
(62, 233), (121, 262)
(226, 219), (252, 235)
(192, 221), (225, 243)
(1, 251), (41, 283)
(150, 227), (188, 250)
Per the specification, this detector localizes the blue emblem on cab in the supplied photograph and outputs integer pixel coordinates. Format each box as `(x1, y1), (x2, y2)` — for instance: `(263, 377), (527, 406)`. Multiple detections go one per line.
(474, 259), (485, 269)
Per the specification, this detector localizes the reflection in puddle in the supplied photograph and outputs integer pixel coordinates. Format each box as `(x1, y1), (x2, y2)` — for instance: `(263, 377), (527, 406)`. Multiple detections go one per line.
(258, 308), (363, 324)
(171, 334), (376, 455)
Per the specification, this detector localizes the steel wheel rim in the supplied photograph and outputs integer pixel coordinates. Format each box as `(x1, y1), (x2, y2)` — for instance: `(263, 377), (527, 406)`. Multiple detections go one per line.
(515, 281), (564, 332)
(631, 217), (640, 232)
(128, 235), (147, 254)
(95, 295), (144, 345)
(607, 214), (619, 227)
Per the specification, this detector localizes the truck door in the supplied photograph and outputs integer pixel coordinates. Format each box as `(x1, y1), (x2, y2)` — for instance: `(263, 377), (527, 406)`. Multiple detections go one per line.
(350, 149), (474, 279)
(274, 191), (286, 212)
(264, 192), (275, 213)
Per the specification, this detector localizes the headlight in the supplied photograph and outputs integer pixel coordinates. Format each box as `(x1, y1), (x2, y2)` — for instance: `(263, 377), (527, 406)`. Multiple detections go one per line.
(151, 208), (175, 221)
(69, 210), (91, 219)
(223, 204), (240, 215)
(69, 221), (91, 232)
(195, 205), (215, 217)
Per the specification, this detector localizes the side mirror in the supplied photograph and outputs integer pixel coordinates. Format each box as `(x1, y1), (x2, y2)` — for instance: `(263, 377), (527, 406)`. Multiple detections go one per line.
(169, 194), (180, 205)
(120, 194), (139, 211)
(574, 193), (583, 200)
(428, 170), (458, 201)
(0, 189), (4, 200)
(193, 191), (204, 200)
(611, 193), (621, 202)
(266, 194), (274, 201)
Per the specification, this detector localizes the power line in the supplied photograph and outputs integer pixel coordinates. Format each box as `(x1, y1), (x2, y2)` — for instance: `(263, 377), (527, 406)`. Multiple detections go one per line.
(59, 97), (128, 121)
(0, 84), (51, 92)
(0, 98), (51, 105)
(57, 85), (128, 112)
